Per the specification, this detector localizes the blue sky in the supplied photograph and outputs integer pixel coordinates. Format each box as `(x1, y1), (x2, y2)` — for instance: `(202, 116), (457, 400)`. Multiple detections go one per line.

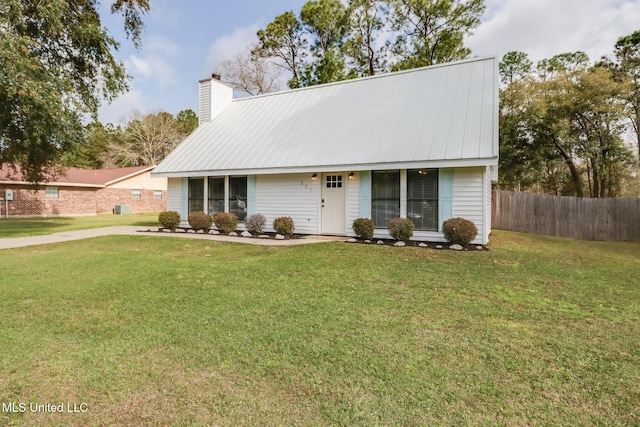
(98, 0), (640, 125)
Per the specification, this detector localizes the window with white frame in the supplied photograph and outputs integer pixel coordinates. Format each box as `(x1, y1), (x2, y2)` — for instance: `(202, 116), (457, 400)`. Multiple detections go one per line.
(407, 169), (438, 231)
(45, 186), (59, 198)
(371, 170), (400, 228)
(154, 190), (163, 200)
(229, 176), (247, 221)
(188, 178), (204, 212)
(208, 177), (224, 215)
(131, 189), (142, 200)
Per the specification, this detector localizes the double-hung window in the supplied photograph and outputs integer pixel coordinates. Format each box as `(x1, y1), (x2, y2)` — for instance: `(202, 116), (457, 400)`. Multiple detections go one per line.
(208, 177), (224, 215)
(229, 176), (247, 221)
(370, 169), (439, 231)
(407, 169), (438, 231)
(371, 170), (400, 228)
(188, 178), (204, 212)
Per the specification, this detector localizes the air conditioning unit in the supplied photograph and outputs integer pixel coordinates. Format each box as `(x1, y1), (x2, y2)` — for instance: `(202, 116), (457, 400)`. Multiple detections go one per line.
(114, 205), (130, 215)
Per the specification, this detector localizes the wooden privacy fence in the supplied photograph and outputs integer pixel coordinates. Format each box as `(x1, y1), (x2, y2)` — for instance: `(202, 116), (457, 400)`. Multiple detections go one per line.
(491, 190), (640, 241)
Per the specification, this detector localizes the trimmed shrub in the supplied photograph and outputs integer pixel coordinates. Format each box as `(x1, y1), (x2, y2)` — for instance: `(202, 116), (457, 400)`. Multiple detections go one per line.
(158, 211), (181, 230)
(442, 217), (478, 245)
(246, 213), (266, 235)
(387, 217), (414, 241)
(213, 212), (238, 234)
(188, 211), (213, 232)
(273, 216), (295, 238)
(352, 218), (375, 240)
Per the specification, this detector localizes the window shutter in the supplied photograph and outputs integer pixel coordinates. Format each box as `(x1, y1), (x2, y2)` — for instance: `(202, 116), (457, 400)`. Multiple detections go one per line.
(359, 171), (371, 218)
(247, 175), (257, 215)
(438, 168), (454, 231)
(181, 178), (188, 220)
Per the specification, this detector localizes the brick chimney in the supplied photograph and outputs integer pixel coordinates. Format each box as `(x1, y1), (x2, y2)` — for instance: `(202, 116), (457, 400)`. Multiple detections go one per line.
(198, 73), (233, 124)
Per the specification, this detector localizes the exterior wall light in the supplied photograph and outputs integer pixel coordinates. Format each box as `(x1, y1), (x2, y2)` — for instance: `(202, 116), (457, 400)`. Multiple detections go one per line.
(348, 172), (355, 179)
(311, 173), (318, 181)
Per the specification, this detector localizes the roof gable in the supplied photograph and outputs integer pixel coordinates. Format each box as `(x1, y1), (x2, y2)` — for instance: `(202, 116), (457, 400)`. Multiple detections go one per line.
(154, 57), (498, 177)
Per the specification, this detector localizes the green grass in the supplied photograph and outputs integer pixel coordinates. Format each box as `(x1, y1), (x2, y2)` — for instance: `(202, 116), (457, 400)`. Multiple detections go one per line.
(0, 213), (159, 238)
(0, 231), (638, 426)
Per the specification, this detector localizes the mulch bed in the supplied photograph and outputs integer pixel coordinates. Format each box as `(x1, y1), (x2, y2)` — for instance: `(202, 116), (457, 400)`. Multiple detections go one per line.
(347, 238), (488, 251)
(148, 227), (487, 250)
(149, 227), (305, 240)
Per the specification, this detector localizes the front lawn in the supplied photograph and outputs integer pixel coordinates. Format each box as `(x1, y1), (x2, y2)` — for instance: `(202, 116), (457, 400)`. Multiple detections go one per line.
(0, 213), (159, 238)
(0, 231), (638, 425)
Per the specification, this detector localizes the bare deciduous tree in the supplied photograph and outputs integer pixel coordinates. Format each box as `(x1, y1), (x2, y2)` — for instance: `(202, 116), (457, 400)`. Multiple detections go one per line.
(107, 111), (184, 166)
(220, 47), (283, 96)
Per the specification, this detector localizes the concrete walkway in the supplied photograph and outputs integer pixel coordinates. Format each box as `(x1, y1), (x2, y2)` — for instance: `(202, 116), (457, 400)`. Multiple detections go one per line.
(0, 226), (344, 250)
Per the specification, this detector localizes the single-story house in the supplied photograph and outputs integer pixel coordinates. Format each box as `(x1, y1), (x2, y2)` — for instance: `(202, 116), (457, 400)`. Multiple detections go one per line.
(152, 56), (498, 244)
(0, 164), (167, 217)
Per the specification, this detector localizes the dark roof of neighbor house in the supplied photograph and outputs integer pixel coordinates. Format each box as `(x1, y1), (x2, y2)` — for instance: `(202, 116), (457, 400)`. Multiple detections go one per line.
(153, 56), (499, 178)
(0, 164), (155, 188)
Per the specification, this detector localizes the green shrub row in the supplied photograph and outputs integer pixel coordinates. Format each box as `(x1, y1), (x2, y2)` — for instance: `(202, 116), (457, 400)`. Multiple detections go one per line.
(246, 213), (266, 235)
(188, 211), (213, 232)
(163, 210), (477, 244)
(387, 217), (415, 241)
(442, 217), (478, 245)
(351, 216), (477, 244)
(351, 217), (415, 241)
(158, 211), (181, 230)
(213, 212), (238, 234)
(159, 211), (295, 237)
(352, 218), (375, 240)
(273, 216), (295, 237)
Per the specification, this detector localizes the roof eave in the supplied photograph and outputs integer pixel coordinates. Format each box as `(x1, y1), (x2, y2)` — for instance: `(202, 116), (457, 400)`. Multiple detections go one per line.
(151, 157), (498, 178)
(0, 180), (105, 188)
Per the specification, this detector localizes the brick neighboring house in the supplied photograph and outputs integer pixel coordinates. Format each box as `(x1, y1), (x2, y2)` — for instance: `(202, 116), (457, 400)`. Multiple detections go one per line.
(0, 164), (167, 217)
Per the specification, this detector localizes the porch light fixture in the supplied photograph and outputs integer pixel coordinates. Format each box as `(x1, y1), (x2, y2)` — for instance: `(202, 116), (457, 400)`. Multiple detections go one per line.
(311, 173), (318, 181)
(348, 172), (354, 179)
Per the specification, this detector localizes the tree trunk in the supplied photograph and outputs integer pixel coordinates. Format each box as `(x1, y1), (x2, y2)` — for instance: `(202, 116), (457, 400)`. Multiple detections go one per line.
(592, 160), (600, 198)
(586, 162), (593, 197)
(553, 137), (583, 197)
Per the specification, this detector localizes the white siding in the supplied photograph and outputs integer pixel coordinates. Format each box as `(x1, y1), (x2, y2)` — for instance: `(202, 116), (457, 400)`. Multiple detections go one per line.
(485, 167), (492, 242)
(255, 174), (321, 235)
(210, 80), (233, 120)
(198, 81), (211, 124)
(345, 173), (360, 236)
(167, 178), (187, 226)
(198, 78), (233, 124)
(108, 171), (167, 190)
(452, 167), (486, 244)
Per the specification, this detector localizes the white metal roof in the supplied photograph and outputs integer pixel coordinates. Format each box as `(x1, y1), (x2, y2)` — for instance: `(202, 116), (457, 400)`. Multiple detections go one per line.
(153, 56), (498, 177)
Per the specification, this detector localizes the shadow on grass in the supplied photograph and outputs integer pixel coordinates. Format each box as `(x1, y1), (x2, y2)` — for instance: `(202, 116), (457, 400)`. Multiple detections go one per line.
(0, 218), (73, 235)
(0, 214), (159, 238)
(128, 219), (159, 227)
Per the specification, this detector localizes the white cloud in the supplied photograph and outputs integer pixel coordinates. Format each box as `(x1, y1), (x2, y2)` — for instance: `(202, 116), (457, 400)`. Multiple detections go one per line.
(146, 34), (182, 56)
(125, 54), (177, 88)
(128, 55), (152, 77)
(98, 88), (145, 125)
(467, 0), (640, 64)
(123, 32), (183, 91)
(203, 23), (261, 78)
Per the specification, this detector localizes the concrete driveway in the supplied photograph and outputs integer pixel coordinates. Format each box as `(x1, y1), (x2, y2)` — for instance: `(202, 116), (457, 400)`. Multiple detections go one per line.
(0, 226), (344, 250)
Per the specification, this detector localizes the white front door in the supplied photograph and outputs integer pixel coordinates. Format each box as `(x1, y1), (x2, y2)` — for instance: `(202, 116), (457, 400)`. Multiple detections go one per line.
(321, 173), (346, 235)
